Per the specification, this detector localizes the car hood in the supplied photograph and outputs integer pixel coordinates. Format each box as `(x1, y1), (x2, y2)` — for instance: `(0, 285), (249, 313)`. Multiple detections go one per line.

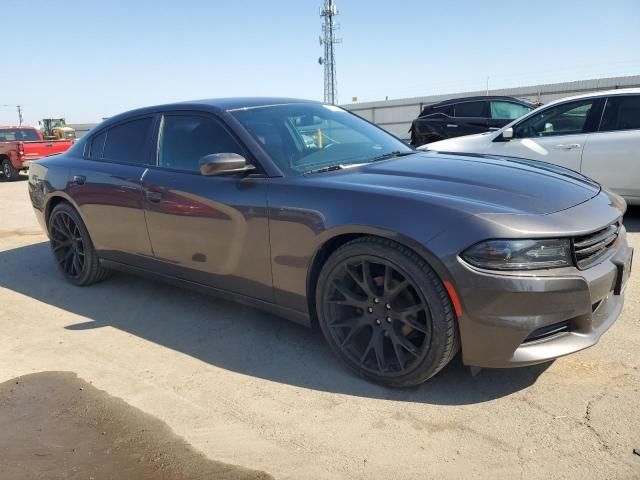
(419, 132), (495, 153)
(320, 152), (600, 215)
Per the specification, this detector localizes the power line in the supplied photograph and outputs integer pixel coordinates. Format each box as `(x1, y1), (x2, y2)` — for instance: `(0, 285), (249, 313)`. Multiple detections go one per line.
(319, 0), (341, 104)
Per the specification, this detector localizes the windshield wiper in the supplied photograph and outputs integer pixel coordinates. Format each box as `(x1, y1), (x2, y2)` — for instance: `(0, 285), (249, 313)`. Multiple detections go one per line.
(304, 152), (413, 175)
(368, 150), (415, 163)
(304, 164), (346, 175)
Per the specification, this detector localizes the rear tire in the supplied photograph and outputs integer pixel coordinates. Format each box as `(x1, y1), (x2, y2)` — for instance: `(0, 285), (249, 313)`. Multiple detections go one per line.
(2, 159), (20, 181)
(316, 237), (459, 387)
(48, 203), (112, 286)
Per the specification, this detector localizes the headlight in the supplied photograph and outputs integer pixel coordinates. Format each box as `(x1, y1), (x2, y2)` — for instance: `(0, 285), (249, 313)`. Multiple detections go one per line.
(462, 238), (572, 270)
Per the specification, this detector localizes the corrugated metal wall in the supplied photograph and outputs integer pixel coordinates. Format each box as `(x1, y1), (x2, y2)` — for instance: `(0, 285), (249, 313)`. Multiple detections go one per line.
(342, 75), (640, 140)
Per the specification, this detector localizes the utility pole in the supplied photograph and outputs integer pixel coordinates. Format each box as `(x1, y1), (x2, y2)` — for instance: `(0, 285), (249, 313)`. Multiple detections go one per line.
(1, 104), (23, 125)
(319, 0), (341, 104)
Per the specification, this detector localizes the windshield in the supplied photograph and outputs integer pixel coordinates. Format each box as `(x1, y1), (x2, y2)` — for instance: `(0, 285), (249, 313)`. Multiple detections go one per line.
(0, 128), (41, 142)
(230, 103), (412, 174)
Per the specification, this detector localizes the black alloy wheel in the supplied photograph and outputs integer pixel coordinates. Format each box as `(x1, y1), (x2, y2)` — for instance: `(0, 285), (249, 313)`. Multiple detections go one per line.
(316, 237), (458, 387)
(48, 203), (111, 286)
(50, 210), (86, 279)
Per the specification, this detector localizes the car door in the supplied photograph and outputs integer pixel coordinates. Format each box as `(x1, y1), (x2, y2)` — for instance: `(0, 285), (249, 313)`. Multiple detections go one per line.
(414, 104), (453, 142)
(69, 116), (155, 259)
(449, 100), (489, 137)
(581, 94), (640, 202)
(487, 100), (533, 131)
(140, 111), (273, 301)
(483, 98), (602, 172)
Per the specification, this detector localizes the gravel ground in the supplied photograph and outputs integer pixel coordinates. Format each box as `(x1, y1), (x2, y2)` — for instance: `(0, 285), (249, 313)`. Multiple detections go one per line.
(1, 177), (639, 479)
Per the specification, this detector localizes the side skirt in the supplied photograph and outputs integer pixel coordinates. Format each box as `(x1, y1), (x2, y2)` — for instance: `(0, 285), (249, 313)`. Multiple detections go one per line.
(99, 258), (312, 327)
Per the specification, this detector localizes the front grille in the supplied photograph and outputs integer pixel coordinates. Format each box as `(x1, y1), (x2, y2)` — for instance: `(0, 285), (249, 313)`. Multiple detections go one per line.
(573, 221), (620, 269)
(524, 320), (571, 343)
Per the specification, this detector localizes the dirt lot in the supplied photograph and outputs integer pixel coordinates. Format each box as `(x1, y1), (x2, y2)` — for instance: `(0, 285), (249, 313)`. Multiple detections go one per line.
(0, 372), (271, 480)
(1, 178), (639, 479)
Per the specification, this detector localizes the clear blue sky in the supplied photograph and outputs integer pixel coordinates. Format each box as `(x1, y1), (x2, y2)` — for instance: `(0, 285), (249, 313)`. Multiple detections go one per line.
(2, 0), (639, 125)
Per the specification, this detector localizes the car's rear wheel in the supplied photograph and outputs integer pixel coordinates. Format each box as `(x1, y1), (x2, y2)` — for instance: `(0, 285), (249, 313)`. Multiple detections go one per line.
(316, 237), (458, 387)
(48, 203), (111, 286)
(2, 159), (20, 181)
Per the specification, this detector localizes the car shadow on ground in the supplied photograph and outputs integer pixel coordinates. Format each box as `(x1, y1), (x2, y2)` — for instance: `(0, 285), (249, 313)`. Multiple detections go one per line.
(0, 241), (555, 405)
(1, 175), (28, 183)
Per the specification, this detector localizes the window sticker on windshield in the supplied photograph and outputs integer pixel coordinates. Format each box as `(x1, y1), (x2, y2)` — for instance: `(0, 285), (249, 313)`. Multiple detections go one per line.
(323, 105), (344, 112)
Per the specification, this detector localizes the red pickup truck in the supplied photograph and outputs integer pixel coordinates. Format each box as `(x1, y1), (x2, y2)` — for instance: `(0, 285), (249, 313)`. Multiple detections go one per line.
(0, 126), (74, 181)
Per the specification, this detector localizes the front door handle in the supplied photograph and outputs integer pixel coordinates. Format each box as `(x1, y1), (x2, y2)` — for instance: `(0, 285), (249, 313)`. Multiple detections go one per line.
(72, 175), (86, 185)
(145, 190), (163, 203)
(554, 143), (581, 150)
(446, 124), (459, 128)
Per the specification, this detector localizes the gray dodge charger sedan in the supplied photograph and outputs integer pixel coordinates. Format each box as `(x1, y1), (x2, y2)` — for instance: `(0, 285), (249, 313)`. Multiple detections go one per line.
(28, 98), (633, 387)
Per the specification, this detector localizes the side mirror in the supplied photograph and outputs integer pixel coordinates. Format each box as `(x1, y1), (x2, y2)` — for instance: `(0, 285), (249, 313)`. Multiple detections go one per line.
(199, 153), (256, 176)
(502, 127), (514, 141)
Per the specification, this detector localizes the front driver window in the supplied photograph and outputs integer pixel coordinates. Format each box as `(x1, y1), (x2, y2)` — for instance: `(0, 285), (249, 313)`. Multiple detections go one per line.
(158, 115), (245, 172)
(514, 100), (594, 138)
(490, 101), (532, 120)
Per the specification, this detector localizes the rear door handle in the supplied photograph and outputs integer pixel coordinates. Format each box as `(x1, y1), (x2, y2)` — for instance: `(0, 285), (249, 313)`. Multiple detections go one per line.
(145, 190), (163, 203)
(554, 143), (581, 150)
(446, 124), (458, 128)
(72, 175), (86, 185)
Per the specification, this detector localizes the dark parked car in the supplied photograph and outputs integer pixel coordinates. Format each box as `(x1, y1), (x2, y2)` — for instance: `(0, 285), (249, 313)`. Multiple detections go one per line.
(29, 98), (632, 387)
(409, 96), (536, 146)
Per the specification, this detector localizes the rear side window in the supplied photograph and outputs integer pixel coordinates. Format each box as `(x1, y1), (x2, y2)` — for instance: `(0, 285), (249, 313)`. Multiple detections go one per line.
(454, 101), (487, 117)
(600, 96), (640, 132)
(101, 117), (153, 164)
(158, 115), (244, 172)
(0, 128), (40, 141)
(490, 101), (532, 120)
(89, 131), (106, 159)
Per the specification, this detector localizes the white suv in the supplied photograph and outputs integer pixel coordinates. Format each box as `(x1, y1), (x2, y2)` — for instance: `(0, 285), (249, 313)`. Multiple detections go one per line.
(420, 88), (640, 205)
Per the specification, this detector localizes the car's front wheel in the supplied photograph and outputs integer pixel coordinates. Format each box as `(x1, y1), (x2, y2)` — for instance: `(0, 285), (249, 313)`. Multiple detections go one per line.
(48, 203), (112, 286)
(316, 237), (458, 387)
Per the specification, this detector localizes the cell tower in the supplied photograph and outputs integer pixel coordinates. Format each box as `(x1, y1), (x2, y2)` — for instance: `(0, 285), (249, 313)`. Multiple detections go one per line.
(319, 0), (341, 104)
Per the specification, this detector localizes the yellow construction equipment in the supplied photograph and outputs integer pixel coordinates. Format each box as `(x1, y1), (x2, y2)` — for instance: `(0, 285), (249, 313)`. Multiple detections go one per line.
(40, 118), (76, 140)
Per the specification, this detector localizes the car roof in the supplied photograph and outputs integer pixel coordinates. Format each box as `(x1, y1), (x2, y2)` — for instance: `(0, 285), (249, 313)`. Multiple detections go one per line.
(95, 97), (325, 129)
(185, 97), (323, 110)
(0, 125), (36, 129)
(542, 87), (640, 107)
(425, 96), (535, 108)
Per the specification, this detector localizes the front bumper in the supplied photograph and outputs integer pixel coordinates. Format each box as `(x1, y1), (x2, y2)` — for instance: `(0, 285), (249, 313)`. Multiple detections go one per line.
(454, 228), (632, 368)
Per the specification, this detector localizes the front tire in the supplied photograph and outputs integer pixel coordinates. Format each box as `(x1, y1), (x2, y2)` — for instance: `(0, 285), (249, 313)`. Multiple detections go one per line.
(48, 203), (111, 286)
(316, 237), (458, 387)
(2, 159), (20, 181)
